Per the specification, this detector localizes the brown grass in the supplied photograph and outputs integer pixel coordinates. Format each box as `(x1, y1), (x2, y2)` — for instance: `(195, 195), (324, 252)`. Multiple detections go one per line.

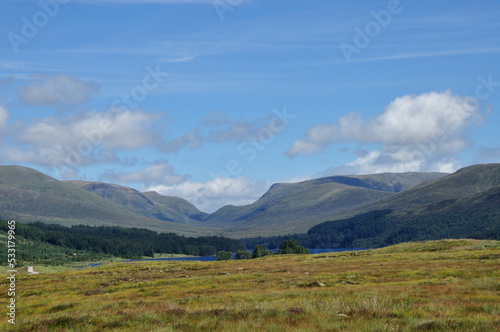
(1, 239), (499, 331)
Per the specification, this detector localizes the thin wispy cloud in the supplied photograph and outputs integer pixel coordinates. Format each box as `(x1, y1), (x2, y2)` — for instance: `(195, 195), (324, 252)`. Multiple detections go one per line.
(159, 55), (197, 63)
(355, 47), (500, 63)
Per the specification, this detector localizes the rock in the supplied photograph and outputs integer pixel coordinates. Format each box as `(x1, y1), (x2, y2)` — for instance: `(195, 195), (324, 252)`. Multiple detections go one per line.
(301, 281), (326, 287)
(339, 280), (358, 285)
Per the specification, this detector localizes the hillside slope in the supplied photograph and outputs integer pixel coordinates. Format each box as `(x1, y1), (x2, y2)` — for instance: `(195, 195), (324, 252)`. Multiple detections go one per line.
(303, 185), (500, 248)
(65, 181), (207, 225)
(3, 164), (497, 240)
(205, 172), (446, 237)
(0, 166), (215, 236)
(358, 163), (500, 215)
(271, 164), (500, 248)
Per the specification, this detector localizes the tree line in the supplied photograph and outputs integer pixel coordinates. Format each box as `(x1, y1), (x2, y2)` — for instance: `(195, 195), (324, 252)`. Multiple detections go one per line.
(216, 239), (309, 260)
(241, 205), (500, 250)
(0, 220), (246, 262)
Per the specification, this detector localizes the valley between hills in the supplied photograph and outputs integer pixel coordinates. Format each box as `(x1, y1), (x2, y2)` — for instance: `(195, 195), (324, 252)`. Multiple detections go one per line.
(1, 163), (499, 244)
(1, 164), (500, 331)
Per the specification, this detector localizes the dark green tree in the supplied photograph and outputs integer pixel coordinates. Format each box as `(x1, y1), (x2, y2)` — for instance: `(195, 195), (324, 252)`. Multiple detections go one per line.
(216, 250), (233, 261)
(235, 250), (252, 259)
(276, 239), (309, 255)
(252, 245), (273, 258)
(252, 245), (264, 258)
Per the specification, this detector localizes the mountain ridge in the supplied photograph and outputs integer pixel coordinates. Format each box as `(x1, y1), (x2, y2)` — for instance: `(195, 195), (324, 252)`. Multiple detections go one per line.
(0, 165), (216, 236)
(1, 164), (498, 239)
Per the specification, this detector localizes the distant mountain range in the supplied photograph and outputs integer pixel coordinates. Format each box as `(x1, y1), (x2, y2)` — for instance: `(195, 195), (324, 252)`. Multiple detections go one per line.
(1, 164), (499, 241)
(0, 165), (214, 237)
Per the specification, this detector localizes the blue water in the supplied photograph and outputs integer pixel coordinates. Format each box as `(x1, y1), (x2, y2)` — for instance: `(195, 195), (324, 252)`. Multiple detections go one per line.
(80, 248), (364, 268)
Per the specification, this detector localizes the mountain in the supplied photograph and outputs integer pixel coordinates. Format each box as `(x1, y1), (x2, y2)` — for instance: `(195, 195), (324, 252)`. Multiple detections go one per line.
(143, 191), (209, 223)
(243, 164), (500, 248)
(355, 163), (500, 215)
(1, 164), (498, 240)
(0, 165), (215, 236)
(65, 181), (207, 225)
(304, 182), (500, 248)
(204, 172), (447, 237)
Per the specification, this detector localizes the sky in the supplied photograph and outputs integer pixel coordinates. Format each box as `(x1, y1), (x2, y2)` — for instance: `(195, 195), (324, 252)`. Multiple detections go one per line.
(1, 0), (499, 212)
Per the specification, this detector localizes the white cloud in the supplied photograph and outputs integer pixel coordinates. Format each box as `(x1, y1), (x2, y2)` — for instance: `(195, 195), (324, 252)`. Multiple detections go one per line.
(288, 90), (481, 174)
(18, 110), (160, 150)
(98, 111), (163, 150)
(160, 55), (197, 63)
(148, 176), (270, 213)
(7, 109), (161, 168)
(102, 162), (188, 186)
(278, 174), (313, 184)
(18, 74), (99, 107)
(0, 106), (9, 129)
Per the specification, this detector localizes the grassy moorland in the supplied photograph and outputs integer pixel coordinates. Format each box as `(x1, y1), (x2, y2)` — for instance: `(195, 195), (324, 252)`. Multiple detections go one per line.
(1, 239), (499, 331)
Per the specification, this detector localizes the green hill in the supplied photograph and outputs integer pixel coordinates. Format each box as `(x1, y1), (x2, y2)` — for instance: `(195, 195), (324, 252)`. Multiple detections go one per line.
(205, 172), (446, 237)
(65, 181), (207, 225)
(1, 164), (498, 241)
(356, 163), (500, 215)
(306, 184), (500, 248)
(0, 166), (215, 236)
(243, 164), (500, 248)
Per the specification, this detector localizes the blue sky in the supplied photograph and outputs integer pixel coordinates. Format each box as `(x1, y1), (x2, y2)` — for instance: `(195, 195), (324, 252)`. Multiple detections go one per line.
(1, 0), (499, 212)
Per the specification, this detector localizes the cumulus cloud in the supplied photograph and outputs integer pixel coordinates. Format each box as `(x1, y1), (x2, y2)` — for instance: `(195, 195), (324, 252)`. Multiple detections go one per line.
(0, 106), (9, 129)
(148, 176), (270, 213)
(18, 74), (99, 108)
(288, 90), (481, 174)
(6, 109), (162, 168)
(102, 162), (188, 186)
